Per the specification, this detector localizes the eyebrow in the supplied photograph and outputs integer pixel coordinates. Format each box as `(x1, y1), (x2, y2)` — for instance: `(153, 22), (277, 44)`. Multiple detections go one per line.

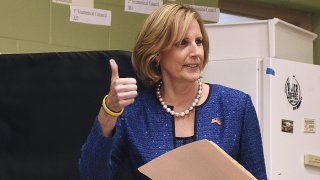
(182, 36), (203, 40)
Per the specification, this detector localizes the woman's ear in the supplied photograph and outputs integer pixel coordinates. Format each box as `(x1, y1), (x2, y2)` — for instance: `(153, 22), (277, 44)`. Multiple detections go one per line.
(155, 54), (160, 62)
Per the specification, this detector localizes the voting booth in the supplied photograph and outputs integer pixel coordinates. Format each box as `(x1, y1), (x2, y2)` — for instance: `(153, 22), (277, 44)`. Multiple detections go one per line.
(0, 50), (140, 180)
(205, 18), (317, 63)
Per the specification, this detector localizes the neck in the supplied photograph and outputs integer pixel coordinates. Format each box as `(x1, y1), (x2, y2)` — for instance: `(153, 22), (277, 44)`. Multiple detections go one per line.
(163, 80), (198, 104)
(156, 79), (203, 117)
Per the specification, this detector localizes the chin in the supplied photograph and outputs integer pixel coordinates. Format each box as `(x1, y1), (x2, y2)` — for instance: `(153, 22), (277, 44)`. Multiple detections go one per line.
(184, 75), (200, 82)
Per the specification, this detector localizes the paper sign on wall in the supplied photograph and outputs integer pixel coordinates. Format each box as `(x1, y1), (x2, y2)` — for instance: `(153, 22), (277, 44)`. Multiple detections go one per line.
(70, 6), (111, 26)
(189, 5), (220, 22)
(53, 0), (94, 8)
(304, 118), (316, 133)
(52, 0), (72, 5)
(125, 0), (163, 14)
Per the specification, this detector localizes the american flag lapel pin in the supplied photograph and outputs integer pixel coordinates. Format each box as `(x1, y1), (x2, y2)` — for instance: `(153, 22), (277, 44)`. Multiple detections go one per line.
(211, 118), (222, 125)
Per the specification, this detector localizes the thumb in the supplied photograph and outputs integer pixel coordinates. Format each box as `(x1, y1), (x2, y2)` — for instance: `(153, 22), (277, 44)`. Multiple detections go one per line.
(109, 59), (119, 80)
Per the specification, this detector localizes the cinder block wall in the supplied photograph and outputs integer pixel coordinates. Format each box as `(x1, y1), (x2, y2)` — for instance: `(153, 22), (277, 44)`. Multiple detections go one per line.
(0, 0), (217, 54)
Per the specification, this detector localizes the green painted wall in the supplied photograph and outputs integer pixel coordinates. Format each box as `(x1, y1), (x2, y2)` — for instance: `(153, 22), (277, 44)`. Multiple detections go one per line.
(253, 0), (320, 13)
(1, 0), (319, 64)
(0, 0), (218, 54)
(312, 14), (320, 65)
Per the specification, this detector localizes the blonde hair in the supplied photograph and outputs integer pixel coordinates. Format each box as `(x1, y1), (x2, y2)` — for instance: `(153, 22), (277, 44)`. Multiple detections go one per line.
(132, 4), (209, 87)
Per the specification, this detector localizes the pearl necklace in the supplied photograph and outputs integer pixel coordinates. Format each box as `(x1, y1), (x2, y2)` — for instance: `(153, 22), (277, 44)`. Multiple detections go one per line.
(156, 79), (203, 117)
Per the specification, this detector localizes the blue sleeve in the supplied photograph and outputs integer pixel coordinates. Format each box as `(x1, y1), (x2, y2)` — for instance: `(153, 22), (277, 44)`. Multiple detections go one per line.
(238, 95), (268, 180)
(78, 117), (127, 180)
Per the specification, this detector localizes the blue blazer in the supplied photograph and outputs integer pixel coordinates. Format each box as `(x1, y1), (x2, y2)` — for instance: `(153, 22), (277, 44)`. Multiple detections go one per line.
(79, 84), (267, 180)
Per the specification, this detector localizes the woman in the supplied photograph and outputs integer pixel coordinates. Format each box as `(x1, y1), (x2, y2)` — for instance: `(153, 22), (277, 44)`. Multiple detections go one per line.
(79, 4), (267, 180)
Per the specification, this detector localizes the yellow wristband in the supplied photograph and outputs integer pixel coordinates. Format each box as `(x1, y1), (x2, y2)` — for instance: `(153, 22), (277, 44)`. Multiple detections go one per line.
(102, 95), (124, 117)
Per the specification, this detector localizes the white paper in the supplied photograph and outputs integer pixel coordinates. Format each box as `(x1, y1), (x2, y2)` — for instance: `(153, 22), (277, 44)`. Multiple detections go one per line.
(52, 0), (94, 8)
(52, 0), (72, 5)
(125, 0), (163, 14)
(70, 6), (111, 26)
(189, 5), (220, 22)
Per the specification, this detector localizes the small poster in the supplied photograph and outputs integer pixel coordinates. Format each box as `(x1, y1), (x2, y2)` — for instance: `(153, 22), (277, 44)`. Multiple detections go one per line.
(189, 5), (220, 22)
(125, 0), (163, 14)
(304, 118), (316, 133)
(284, 75), (302, 110)
(70, 6), (111, 26)
(281, 119), (294, 133)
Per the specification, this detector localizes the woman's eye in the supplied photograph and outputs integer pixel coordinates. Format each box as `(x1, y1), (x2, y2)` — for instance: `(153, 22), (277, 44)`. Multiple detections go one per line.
(195, 39), (203, 46)
(179, 39), (188, 46)
(177, 38), (203, 47)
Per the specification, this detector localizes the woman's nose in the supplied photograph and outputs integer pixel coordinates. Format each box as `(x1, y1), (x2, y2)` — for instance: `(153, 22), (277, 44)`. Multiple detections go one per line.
(190, 41), (202, 57)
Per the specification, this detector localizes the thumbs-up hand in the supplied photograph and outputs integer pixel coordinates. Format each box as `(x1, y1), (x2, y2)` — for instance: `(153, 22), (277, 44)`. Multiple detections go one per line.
(105, 59), (138, 113)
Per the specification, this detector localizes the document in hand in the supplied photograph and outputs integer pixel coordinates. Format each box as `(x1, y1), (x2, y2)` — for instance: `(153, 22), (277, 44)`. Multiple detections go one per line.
(138, 139), (257, 180)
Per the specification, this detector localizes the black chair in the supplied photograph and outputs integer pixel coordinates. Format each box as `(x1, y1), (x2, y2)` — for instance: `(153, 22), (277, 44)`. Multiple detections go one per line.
(0, 50), (142, 180)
